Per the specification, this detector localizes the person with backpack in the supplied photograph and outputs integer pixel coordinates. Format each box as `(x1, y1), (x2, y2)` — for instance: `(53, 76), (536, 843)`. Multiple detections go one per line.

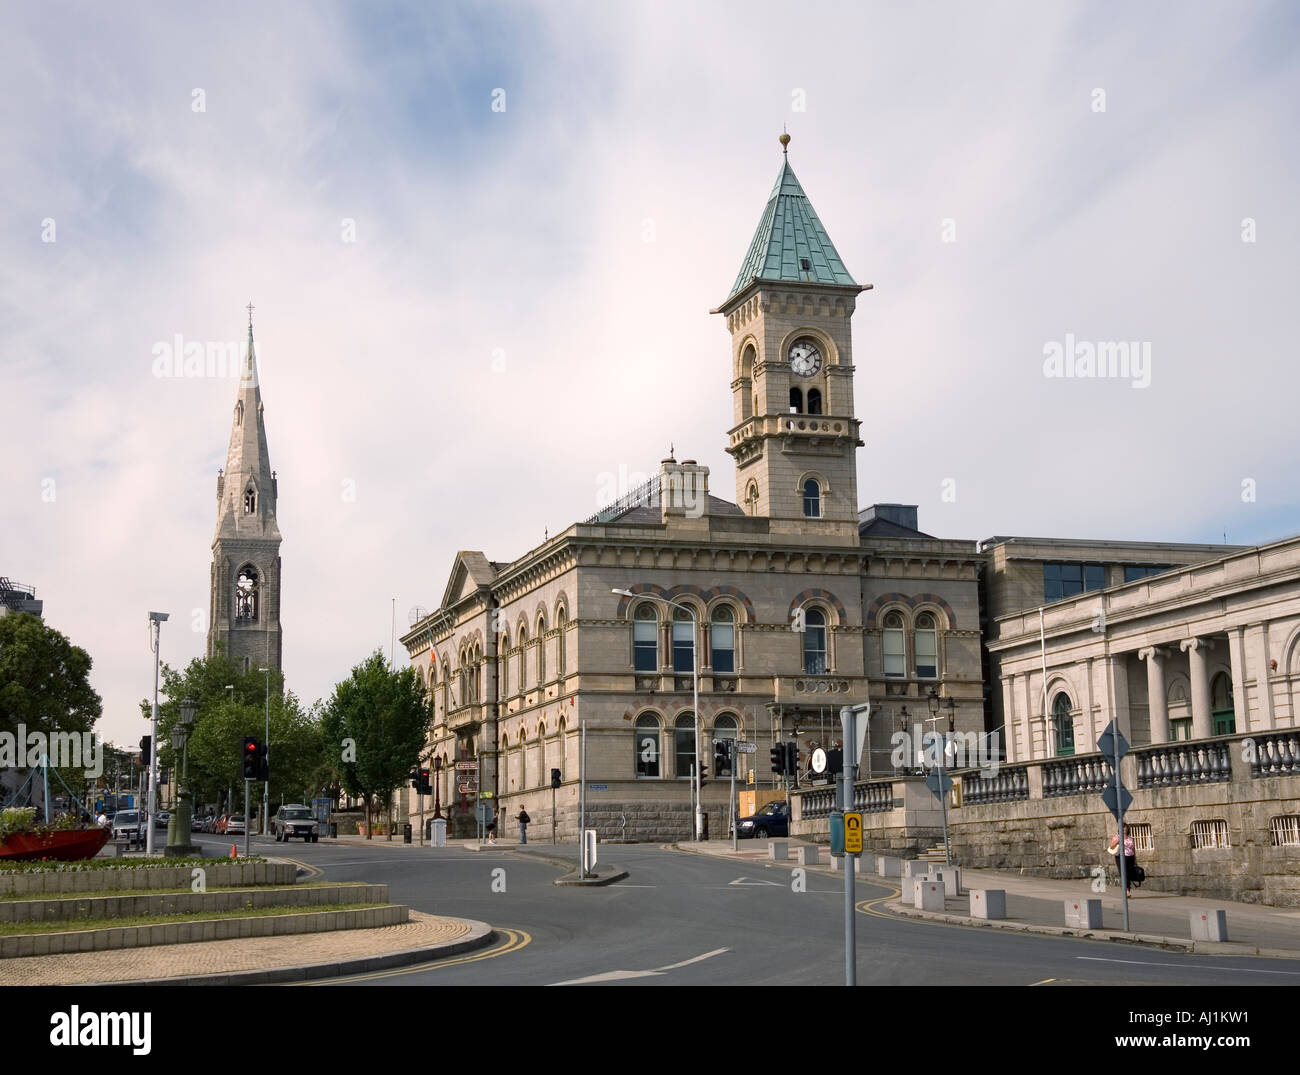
(516, 808), (531, 844)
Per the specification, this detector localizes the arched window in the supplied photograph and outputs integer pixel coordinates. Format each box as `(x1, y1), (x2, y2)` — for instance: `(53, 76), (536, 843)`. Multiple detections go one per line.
(235, 565), (259, 622)
(672, 607), (695, 673)
(536, 723), (546, 787)
(243, 487), (256, 514)
(803, 479), (821, 518)
(711, 606), (735, 673)
(744, 480), (759, 515)
(499, 633), (509, 695)
(883, 611), (905, 678)
(633, 604), (658, 672)
(789, 387), (803, 414)
(500, 736), (509, 790)
(803, 608), (827, 674)
(517, 626), (528, 690)
(914, 612), (938, 679)
(537, 616), (547, 684)
(557, 610), (567, 676)
(1211, 672), (1235, 735)
(1052, 693), (1075, 756)
(635, 714), (661, 778)
(674, 714), (696, 778)
(807, 388), (822, 415)
(713, 714), (738, 776)
(235, 401), (243, 425)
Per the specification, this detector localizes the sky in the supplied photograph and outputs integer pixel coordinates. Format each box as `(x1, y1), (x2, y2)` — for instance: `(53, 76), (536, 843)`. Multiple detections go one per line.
(2, 1), (1298, 746)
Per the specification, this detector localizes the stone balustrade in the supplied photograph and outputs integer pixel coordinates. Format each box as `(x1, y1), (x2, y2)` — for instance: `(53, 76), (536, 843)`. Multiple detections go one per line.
(1249, 729), (1300, 777)
(1135, 739), (1232, 789)
(1042, 753), (1113, 798)
(959, 765), (1029, 805)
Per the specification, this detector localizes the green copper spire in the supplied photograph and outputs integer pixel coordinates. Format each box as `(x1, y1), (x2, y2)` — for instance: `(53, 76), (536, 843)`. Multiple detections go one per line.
(727, 135), (857, 302)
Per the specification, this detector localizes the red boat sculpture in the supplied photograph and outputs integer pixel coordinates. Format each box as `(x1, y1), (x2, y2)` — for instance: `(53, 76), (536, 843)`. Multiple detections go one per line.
(0, 827), (110, 861)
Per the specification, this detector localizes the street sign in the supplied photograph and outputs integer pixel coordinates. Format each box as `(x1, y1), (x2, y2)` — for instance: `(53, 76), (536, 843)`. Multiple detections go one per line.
(457, 782), (474, 794)
(588, 783), (608, 791)
(480, 791), (494, 799)
(812, 748), (827, 774)
(1096, 721), (1131, 760)
(474, 802), (493, 823)
(844, 812), (863, 854)
(1101, 782), (1133, 822)
(735, 741), (757, 754)
(748, 769), (754, 785)
(455, 761), (479, 771)
(925, 769), (954, 798)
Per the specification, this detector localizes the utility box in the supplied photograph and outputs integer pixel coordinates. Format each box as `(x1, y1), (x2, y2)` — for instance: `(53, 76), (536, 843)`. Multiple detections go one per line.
(796, 844), (821, 866)
(876, 855), (902, 877)
(1190, 909), (1228, 941)
(431, 818), (447, 847)
(970, 889), (1006, 920)
(1064, 898), (1103, 928)
(582, 829), (598, 873)
(929, 866), (961, 896)
(768, 841), (788, 861)
(828, 812), (844, 856)
(914, 879), (946, 911)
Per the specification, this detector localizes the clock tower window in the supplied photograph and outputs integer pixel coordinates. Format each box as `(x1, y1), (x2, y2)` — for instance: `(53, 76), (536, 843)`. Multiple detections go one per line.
(807, 388), (822, 415)
(802, 479), (822, 518)
(789, 387), (803, 414)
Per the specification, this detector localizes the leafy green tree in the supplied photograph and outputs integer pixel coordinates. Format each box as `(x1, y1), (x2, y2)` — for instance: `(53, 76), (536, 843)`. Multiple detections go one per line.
(320, 651), (431, 839)
(0, 612), (102, 740)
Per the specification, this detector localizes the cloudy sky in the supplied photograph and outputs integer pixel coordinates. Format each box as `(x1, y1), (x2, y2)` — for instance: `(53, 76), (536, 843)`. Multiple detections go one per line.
(3, 1), (1298, 745)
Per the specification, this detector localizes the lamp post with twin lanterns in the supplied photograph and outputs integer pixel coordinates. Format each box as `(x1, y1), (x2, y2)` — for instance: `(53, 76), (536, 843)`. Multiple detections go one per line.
(925, 686), (956, 866)
(612, 588), (702, 841)
(165, 697), (200, 857)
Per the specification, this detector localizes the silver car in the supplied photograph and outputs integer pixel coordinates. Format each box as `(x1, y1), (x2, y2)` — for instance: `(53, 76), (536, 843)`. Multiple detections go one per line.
(272, 805), (320, 842)
(110, 810), (143, 845)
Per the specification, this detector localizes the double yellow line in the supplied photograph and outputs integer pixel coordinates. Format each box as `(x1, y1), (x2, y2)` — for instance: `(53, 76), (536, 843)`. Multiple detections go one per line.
(300, 928), (531, 984)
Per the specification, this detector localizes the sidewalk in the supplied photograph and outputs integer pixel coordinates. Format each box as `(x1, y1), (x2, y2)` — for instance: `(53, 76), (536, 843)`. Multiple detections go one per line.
(676, 838), (1300, 957)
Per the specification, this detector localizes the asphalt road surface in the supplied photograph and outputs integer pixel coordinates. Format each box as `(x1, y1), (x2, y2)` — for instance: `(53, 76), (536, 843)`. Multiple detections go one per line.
(190, 834), (1300, 987)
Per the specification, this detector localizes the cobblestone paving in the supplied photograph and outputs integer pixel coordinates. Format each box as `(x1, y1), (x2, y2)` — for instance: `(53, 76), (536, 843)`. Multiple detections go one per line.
(0, 911), (472, 985)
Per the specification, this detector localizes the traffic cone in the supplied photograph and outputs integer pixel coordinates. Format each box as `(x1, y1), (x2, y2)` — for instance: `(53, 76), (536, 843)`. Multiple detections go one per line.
(230, 844), (237, 858)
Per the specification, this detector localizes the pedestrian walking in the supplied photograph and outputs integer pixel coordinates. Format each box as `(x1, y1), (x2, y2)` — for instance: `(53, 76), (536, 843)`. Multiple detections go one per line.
(517, 808), (531, 844)
(1107, 832), (1139, 891)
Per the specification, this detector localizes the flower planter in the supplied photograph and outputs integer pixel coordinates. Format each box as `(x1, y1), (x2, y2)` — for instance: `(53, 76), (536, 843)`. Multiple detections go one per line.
(0, 828), (110, 861)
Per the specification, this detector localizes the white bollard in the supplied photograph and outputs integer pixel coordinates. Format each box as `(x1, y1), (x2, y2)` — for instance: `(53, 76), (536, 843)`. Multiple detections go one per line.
(914, 878), (946, 911)
(796, 844), (820, 866)
(768, 841), (788, 862)
(876, 855), (902, 877)
(1190, 909), (1229, 941)
(1064, 898), (1103, 928)
(930, 866), (961, 896)
(970, 889), (1006, 920)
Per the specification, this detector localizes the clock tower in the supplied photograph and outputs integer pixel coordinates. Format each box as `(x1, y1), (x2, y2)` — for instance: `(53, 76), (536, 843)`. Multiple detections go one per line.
(714, 136), (868, 536)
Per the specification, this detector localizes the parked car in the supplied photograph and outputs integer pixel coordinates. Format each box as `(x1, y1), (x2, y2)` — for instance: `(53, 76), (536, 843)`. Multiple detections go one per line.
(737, 800), (789, 839)
(225, 814), (246, 836)
(110, 810), (143, 845)
(155, 811), (170, 830)
(190, 814), (206, 833)
(272, 804), (320, 843)
(214, 814), (229, 834)
(203, 815), (220, 833)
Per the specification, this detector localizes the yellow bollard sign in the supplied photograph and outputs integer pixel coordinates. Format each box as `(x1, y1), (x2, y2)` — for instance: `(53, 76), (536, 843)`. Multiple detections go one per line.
(844, 811), (863, 855)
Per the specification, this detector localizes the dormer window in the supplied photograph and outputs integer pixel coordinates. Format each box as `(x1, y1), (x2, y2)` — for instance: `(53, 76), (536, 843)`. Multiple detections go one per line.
(244, 488), (256, 514)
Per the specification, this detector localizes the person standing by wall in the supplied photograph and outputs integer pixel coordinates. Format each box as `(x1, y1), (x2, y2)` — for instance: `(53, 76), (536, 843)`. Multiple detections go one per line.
(516, 808), (531, 844)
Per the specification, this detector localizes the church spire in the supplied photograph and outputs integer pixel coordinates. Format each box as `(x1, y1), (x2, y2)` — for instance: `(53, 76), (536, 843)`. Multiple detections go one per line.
(215, 306), (278, 542)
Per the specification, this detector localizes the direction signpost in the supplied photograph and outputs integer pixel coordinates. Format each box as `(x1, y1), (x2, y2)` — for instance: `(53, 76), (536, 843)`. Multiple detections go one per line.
(1097, 720), (1132, 931)
(925, 764), (954, 866)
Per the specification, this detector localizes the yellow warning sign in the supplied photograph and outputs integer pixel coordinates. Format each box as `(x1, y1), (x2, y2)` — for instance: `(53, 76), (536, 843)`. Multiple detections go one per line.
(844, 812), (863, 854)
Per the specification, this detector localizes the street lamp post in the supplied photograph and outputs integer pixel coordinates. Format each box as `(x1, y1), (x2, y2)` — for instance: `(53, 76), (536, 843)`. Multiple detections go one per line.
(259, 667), (270, 835)
(166, 698), (198, 856)
(926, 686), (954, 867)
(613, 588), (701, 841)
(146, 612), (169, 855)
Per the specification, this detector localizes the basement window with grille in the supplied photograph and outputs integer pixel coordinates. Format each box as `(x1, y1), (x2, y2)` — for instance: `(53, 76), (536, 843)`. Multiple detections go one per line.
(1127, 822), (1153, 852)
(1191, 819), (1230, 849)
(1270, 815), (1300, 847)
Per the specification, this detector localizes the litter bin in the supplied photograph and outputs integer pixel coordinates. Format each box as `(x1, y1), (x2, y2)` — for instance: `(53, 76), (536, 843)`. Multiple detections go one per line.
(329, 822), (337, 838)
(431, 818), (447, 847)
(403, 823), (412, 844)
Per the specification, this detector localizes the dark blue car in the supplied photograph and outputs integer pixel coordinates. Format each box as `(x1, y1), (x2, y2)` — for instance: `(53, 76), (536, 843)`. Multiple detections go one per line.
(737, 799), (789, 838)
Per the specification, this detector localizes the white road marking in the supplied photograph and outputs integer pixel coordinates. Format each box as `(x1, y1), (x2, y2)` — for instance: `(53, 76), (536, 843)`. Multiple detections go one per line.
(729, 877), (780, 886)
(1078, 956), (1300, 976)
(550, 948), (729, 985)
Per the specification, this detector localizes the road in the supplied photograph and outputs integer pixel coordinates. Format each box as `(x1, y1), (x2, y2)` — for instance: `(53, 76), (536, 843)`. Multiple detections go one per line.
(189, 833), (1300, 987)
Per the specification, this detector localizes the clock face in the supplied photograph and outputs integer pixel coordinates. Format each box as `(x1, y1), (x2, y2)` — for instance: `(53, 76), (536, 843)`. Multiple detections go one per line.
(788, 338), (823, 377)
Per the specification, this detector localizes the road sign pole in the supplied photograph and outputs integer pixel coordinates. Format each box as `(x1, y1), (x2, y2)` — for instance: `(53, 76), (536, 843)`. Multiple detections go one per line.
(940, 746), (952, 867)
(243, 779), (250, 859)
(839, 705), (857, 987)
(1115, 730), (1129, 932)
(730, 744), (737, 852)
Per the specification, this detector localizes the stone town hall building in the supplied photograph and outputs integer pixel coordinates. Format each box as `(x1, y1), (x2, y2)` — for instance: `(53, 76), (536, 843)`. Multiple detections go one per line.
(400, 140), (1284, 842)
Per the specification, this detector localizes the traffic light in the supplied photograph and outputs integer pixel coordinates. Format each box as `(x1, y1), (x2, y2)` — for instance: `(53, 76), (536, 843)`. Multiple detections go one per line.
(698, 761), (708, 787)
(550, 768), (562, 789)
(419, 768), (432, 795)
(713, 739), (731, 776)
(827, 748), (843, 776)
(139, 736), (151, 765)
(785, 743), (799, 777)
(770, 743), (785, 773)
(257, 742), (269, 782)
(411, 769), (420, 790)
(242, 736), (259, 779)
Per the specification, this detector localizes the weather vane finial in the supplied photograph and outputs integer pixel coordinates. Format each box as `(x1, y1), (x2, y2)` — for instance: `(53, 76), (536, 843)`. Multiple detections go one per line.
(779, 126), (790, 155)
(246, 301), (255, 332)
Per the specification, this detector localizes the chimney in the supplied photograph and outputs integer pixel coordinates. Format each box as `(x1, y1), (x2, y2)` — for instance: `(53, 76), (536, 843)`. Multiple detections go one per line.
(659, 457), (709, 522)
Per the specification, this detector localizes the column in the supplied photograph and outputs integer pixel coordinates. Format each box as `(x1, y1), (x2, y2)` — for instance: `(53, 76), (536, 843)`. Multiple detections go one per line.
(1227, 626), (1250, 733)
(1001, 675), (1019, 762)
(1080, 656), (1097, 750)
(1020, 672), (1036, 760)
(1248, 622), (1277, 731)
(1106, 652), (1132, 739)
(1138, 646), (1169, 744)
(1181, 637), (1213, 739)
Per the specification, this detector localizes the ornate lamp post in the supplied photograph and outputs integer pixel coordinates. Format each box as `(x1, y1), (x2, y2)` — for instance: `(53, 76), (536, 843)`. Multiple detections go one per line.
(165, 697), (199, 857)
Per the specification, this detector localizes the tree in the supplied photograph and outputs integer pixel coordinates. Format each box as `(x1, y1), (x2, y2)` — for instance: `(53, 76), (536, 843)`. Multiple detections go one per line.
(320, 651), (431, 839)
(0, 612), (102, 741)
